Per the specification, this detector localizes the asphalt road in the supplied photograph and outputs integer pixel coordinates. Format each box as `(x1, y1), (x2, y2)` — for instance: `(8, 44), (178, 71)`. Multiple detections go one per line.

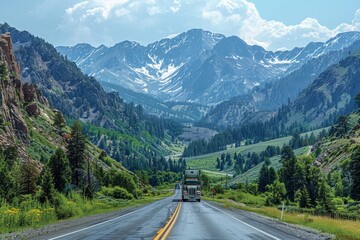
(169, 201), (298, 240)
(36, 190), (324, 240)
(36, 192), (180, 240)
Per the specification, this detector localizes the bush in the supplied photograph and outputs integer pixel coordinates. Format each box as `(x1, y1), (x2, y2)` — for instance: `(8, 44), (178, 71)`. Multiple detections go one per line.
(331, 197), (344, 206)
(100, 186), (134, 200)
(113, 187), (133, 199)
(142, 188), (149, 194)
(53, 192), (82, 219)
(213, 184), (224, 194)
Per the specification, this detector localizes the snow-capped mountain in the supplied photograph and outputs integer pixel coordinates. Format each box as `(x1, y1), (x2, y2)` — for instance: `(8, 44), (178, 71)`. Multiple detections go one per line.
(57, 29), (360, 104)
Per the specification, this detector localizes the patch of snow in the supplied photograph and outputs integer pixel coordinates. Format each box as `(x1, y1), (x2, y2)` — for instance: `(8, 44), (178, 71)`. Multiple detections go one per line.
(268, 57), (297, 65)
(225, 55), (242, 60)
(165, 33), (180, 39)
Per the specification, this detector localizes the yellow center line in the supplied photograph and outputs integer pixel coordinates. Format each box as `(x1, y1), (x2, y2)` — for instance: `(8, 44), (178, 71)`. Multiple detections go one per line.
(153, 201), (182, 240)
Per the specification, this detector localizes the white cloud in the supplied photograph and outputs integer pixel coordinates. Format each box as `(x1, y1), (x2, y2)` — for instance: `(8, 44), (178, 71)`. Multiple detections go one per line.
(200, 0), (360, 50)
(66, 0), (129, 20)
(115, 8), (130, 17)
(148, 6), (163, 16)
(202, 10), (223, 25)
(170, 0), (181, 13)
(63, 0), (360, 50)
(66, 1), (89, 15)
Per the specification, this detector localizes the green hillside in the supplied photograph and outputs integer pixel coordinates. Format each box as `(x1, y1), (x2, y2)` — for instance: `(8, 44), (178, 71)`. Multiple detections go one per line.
(186, 128), (326, 172)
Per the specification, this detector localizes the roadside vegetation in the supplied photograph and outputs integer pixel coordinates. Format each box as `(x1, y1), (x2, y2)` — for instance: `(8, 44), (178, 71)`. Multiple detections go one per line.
(205, 194), (360, 240)
(195, 97), (360, 240)
(0, 189), (172, 234)
(0, 115), (181, 234)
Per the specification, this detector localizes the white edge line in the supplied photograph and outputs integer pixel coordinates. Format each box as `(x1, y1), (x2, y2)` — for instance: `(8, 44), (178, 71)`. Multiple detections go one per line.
(203, 201), (281, 240)
(49, 196), (172, 240)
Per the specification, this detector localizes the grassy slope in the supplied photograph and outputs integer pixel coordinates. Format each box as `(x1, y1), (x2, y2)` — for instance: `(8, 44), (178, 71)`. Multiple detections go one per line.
(24, 100), (127, 172)
(319, 113), (360, 174)
(230, 147), (308, 184)
(186, 128), (325, 172)
(186, 136), (292, 171)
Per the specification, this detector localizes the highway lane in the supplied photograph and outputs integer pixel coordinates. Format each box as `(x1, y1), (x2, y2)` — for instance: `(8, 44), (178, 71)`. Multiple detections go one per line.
(168, 200), (301, 240)
(35, 191), (323, 240)
(35, 191), (181, 240)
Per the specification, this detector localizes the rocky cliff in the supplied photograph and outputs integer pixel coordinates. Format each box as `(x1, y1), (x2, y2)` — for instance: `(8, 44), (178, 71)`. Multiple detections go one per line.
(0, 33), (48, 158)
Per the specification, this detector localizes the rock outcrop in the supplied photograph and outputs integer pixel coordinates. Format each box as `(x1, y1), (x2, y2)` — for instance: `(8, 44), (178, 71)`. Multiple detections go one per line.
(0, 32), (20, 79)
(0, 33), (47, 153)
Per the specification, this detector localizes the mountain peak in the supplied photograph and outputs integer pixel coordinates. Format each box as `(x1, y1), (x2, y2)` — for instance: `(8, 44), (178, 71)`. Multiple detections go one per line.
(213, 35), (252, 58)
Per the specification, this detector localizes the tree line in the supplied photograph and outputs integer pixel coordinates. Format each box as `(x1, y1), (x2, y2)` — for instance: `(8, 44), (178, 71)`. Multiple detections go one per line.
(185, 98), (336, 158)
(214, 146), (281, 175)
(254, 145), (360, 213)
(0, 120), (140, 205)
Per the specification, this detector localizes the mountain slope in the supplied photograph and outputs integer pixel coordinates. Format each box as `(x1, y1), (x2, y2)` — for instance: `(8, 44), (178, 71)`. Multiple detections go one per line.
(0, 23), (182, 160)
(57, 30), (360, 105)
(0, 32), (127, 173)
(199, 38), (360, 128)
(287, 52), (360, 128)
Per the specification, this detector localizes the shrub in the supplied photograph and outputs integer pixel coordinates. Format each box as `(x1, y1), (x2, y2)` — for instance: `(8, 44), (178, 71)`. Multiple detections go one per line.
(213, 184), (224, 194)
(331, 197), (344, 206)
(53, 192), (82, 219)
(100, 186), (134, 200)
(113, 187), (133, 200)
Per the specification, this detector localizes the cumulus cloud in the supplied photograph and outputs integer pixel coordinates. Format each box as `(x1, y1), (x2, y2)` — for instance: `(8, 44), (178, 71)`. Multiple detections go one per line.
(63, 0), (360, 50)
(202, 0), (360, 50)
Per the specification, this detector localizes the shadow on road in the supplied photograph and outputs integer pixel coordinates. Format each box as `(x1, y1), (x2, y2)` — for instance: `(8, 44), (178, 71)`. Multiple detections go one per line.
(172, 199), (182, 202)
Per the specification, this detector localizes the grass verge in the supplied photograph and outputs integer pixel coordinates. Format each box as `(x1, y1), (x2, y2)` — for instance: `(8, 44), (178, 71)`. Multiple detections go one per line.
(204, 196), (360, 240)
(0, 190), (174, 234)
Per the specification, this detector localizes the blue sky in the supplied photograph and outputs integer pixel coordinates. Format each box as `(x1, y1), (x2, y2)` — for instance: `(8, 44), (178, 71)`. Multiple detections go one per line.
(1, 0), (360, 50)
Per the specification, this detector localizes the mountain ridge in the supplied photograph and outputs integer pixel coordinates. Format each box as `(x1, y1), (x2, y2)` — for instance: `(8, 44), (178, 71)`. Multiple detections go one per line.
(57, 29), (360, 106)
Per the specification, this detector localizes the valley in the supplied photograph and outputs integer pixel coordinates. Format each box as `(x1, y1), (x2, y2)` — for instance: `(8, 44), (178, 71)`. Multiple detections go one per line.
(1, 5), (360, 239)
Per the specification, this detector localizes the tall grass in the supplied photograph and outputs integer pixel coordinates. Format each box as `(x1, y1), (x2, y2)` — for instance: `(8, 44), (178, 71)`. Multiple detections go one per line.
(0, 190), (172, 234)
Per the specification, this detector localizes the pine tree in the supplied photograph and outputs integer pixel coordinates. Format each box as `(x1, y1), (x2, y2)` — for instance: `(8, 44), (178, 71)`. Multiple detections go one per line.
(67, 121), (86, 187)
(268, 167), (277, 184)
(83, 155), (95, 199)
(350, 147), (360, 200)
(0, 150), (14, 200)
(296, 186), (311, 208)
(268, 180), (286, 204)
(39, 166), (55, 203)
(280, 146), (299, 202)
(216, 157), (221, 169)
(355, 93), (360, 109)
(317, 177), (333, 213)
(54, 111), (65, 130)
(49, 148), (71, 192)
(258, 164), (269, 193)
(334, 173), (344, 197)
(20, 160), (40, 195)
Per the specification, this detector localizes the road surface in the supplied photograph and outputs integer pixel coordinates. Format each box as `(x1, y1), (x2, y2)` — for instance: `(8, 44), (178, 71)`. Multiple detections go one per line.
(35, 190), (327, 240)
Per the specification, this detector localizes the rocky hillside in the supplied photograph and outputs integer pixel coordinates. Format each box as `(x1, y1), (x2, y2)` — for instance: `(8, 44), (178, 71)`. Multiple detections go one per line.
(0, 24), (182, 157)
(199, 38), (360, 128)
(100, 81), (209, 123)
(287, 52), (360, 129)
(0, 32), (127, 174)
(57, 30), (360, 105)
(0, 32), (47, 158)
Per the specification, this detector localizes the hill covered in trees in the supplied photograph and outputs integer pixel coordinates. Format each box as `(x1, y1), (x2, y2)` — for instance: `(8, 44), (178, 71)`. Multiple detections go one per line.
(0, 23), (184, 171)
